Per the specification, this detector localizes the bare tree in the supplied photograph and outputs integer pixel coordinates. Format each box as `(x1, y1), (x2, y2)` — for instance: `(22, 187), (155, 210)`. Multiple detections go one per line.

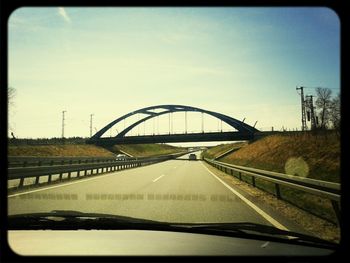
(315, 87), (332, 129)
(8, 87), (16, 137)
(329, 93), (340, 130)
(8, 86), (16, 106)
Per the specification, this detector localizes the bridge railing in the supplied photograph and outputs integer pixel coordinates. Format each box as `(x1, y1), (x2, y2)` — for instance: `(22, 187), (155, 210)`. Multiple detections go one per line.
(203, 158), (340, 224)
(8, 152), (186, 190)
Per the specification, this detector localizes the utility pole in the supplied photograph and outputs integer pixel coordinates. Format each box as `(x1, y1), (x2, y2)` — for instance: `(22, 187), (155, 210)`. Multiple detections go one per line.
(62, 110), (66, 138)
(138, 114), (140, 136)
(171, 112), (173, 134)
(305, 95), (316, 130)
(90, 114), (94, 137)
(201, 112), (204, 133)
(168, 113), (171, 134)
(296, 86), (307, 131)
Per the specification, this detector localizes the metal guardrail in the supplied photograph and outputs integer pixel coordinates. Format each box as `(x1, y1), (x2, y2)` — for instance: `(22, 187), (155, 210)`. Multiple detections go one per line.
(8, 152), (189, 168)
(204, 158), (341, 223)
(8, 156), (118, 168)
(8, 152), (186, 189)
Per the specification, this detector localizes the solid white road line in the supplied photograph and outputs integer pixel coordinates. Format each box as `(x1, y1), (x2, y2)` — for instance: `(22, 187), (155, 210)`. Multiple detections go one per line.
(8, 172), (122, 198)
(8, 160), (162, 198)
(152, 174), (166, 182)
(200, 162), (290, 231)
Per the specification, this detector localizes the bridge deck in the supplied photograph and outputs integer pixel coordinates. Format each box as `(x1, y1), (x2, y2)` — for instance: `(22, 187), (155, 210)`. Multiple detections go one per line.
(87, 131), (277, 145)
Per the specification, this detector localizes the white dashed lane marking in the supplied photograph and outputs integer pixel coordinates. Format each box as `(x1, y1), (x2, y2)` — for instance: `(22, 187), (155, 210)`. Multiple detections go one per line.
(152, 174), (166, 182)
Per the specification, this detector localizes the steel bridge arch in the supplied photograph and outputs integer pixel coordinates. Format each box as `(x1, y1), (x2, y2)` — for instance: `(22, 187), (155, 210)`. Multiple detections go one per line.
(91, 105), (259, 140)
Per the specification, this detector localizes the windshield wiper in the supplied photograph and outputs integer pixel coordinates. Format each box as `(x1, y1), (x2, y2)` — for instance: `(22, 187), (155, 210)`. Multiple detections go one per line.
(8, 211), (337, 249)
(8, 210), (162, 227)
(172, 222), (338, 248)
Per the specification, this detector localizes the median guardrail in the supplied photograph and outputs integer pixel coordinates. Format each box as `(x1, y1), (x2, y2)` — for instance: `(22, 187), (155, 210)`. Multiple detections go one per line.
(204, 158), (341, 223)
(8, 156), (119, 168)
(8, 152), (187, 190)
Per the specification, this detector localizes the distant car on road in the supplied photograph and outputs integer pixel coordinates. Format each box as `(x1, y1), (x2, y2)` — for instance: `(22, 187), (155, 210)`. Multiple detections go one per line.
(189, 154), (197, 160)
(116, 154), (127, 161)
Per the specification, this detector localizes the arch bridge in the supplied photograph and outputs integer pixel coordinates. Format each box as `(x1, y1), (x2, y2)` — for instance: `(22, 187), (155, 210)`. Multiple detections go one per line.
(87, 105), (262, 146)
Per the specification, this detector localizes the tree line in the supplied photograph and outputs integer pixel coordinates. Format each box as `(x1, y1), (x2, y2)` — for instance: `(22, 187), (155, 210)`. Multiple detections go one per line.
(313, 87), (340, 131)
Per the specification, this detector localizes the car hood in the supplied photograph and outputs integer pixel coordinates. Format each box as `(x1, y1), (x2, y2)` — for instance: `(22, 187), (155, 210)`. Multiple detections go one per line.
(8, 229), (335, 256)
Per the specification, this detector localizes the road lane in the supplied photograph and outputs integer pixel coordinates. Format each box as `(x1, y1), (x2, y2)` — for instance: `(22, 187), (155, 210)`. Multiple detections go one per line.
(8, 155), (279, 226)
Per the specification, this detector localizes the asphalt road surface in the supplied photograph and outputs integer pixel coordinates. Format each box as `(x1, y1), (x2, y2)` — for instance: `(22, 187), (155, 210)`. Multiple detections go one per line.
(8, 152), (290, 227)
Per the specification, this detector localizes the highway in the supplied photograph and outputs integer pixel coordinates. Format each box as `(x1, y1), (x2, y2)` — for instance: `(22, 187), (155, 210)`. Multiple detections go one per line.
(8, 152), (294, 228)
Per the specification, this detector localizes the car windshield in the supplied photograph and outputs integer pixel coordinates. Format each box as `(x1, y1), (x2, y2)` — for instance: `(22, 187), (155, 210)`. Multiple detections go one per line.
(7, 6), (341, 256)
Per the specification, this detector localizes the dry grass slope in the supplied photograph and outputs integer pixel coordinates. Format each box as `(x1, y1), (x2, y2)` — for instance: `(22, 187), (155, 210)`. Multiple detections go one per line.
(221, 132), (340, 183)
(110, 144), (184, 157)
(8, 145), (115, 157)
(8, 143), (185, 158)
(202, 142), (247, 159)
(204, 132), (340, 224)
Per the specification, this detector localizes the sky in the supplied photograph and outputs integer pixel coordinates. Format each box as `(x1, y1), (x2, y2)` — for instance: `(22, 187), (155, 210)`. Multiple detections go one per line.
(8, 7), (340, 145)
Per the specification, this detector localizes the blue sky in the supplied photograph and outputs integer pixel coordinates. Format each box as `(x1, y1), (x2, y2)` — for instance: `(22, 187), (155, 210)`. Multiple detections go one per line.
(8, 7), (340, 141)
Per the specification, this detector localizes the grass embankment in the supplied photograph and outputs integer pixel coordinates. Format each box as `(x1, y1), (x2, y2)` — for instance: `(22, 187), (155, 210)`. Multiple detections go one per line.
(203, 132), (340, 223)
(8, 143), (186, 158)
(221, 132), (340, 182)
(8, 145), (115, 157)
(201, 142), (247, 159)
(109, 144), (185, 157)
